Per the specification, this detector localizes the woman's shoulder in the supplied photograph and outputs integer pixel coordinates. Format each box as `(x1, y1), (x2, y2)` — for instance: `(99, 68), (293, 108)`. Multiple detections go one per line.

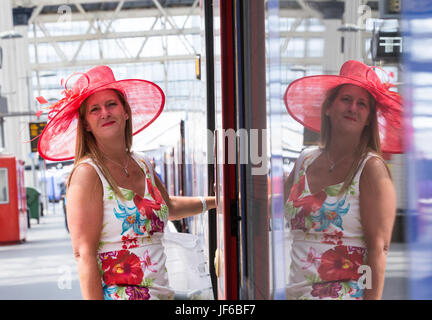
(364, 155), (388, 172)
(291, 146), (321, 178)
(364, 151), (387, 168)
(68, 160), (102, 189)
(130, 151), (152, 171)
(299, 145), (321, 159)
(360, 152), (391, 181)
(131, 150), (149, 162)
(297, 146), (321, 165)
(66, 163), (104, 208)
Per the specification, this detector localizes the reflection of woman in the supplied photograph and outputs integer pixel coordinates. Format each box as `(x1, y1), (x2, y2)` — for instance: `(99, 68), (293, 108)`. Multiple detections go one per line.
(37, 66), (216, 300)
(283, 60), (402, 300)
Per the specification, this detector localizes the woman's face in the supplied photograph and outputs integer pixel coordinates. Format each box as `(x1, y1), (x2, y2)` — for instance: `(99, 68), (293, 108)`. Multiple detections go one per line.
(83, 89), (129, 140)
(325, 84), (371, 136)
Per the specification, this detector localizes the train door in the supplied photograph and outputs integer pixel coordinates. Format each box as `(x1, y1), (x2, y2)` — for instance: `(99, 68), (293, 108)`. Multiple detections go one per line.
(234, 0), (270, 300)
(212, 0), (239, 300)
(210, 0), (272, 300)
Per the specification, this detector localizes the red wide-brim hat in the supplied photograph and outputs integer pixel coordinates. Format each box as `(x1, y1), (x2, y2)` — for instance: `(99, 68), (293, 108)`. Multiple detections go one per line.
(284, 60), (403, 154)
(37, 65), (165, 161)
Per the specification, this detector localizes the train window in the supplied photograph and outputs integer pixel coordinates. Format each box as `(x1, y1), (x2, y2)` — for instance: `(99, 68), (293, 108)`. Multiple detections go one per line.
(0, 168), (9, 204)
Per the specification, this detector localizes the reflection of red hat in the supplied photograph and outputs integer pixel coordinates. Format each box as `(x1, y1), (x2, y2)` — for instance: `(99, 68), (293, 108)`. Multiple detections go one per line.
(284, 60), (403, 154)
(37, 65), (165, 161)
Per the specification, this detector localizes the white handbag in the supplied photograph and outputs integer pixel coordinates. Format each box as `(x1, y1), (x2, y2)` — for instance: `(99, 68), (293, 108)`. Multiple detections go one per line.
(140, 155), (214, 300)
(162, 228), (214, 300)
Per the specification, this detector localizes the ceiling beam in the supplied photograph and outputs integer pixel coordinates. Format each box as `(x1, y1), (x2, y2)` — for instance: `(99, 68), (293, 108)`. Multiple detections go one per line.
(16, 5), (200, 23)
(28, 27), (200, 43)
(280, 57), (324, 65)
(30, 54), (196, 71)
(13, 0), (145, 6)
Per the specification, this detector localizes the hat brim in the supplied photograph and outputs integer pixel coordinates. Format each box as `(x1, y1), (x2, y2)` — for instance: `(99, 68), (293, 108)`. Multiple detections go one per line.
(38, 79), (165, 161)
(284, 75), (403, 154)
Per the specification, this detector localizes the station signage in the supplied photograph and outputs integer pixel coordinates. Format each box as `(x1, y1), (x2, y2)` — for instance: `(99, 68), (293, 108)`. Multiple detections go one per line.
(372, 31), (402, 63)
(28, 122), (47, 153)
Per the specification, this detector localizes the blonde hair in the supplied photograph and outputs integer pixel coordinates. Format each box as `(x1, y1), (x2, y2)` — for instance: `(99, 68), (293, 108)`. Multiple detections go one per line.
(319, 84), (390, 196)
(67, 89), (133, 201)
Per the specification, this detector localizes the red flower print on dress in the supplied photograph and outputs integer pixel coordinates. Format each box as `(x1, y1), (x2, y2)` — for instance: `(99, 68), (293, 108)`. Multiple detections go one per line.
(290, 210), (307, 232)
(121, 235), (139, 250)
(321, 230), (344, 245)
(147, 178), (164, 204)
(288, 175), (305, 202)
(301, 247), (321, 270)
(290, 189), (326, 231)
(311, 281), (342, 299)
(318, 245), (365, 282)
(126, 286), (150, 300)
(149, 214), (164, 235)
(292, 190), (327, 215)
(133, 194), (161, 219)
(141, 249), (158, 273)
(101, 250), (144, 286)
(99, 251), (118, 261)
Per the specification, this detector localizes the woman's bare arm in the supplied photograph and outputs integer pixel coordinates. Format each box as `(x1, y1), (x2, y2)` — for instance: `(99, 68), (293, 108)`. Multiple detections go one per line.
(153, 173), (216, 220)
(359, 157), (396, 300)
(66, 164), (104, 300)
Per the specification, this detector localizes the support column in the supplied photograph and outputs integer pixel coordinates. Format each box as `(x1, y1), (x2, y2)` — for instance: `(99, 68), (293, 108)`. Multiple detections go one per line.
(0, 1), (35, 186)
(343, 0), (363, 61)
(322, 19), (344, 74)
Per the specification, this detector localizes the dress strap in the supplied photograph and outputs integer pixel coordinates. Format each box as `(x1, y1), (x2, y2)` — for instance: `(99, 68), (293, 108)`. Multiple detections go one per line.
(76, 158), (109, 195)
(354, 152), (381, 181)
(350, 152), (383, 195)
(295, 146), (321, 181)
(130, 152), (155, 185)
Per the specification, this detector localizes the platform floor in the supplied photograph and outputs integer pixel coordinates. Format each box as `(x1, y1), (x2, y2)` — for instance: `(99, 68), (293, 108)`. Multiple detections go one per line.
(382, 242), (409, 299)
(0, 203), (81, 300)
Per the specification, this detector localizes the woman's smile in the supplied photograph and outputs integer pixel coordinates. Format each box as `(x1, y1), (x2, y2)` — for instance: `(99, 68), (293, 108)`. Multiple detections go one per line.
(343, 115), (357, 122)
(102, 120), (116, 127)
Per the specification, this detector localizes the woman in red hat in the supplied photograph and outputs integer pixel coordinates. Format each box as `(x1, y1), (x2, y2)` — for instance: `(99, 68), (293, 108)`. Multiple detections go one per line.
(283, 60), (402, 300)
(37, 66), (215, 300)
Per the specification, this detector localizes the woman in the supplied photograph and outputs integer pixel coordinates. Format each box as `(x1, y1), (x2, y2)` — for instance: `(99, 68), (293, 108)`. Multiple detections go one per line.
(283, 60), (402, 300)
(37, 65), (216, 300)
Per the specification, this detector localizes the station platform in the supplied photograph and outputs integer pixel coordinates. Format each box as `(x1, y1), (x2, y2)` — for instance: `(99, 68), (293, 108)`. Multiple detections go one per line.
(0, 203), (81, 299)
(0, 202), (409, 300)
(382, 242), (409, 299)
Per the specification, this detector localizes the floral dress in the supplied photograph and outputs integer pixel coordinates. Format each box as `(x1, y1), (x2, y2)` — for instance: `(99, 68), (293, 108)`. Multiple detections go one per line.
(80, 152), (174, 300)
(285, 147), (377, 300)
